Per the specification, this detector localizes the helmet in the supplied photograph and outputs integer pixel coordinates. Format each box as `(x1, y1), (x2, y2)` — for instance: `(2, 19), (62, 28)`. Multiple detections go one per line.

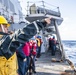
(0, 16), (10, 27)
(37, 36), (41, 38)
(53, 36), (55, 39)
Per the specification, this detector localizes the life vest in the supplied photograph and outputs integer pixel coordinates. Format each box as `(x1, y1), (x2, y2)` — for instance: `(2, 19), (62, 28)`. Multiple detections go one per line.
(36, 38), (41, 47)
(29, 41), (33, 50)
(0, 52), (18, 75)
(39, 38), (42, 44)
(31, 42), (37, 55)
(22, 42), (30, 56)
(51, 38), (56, 45)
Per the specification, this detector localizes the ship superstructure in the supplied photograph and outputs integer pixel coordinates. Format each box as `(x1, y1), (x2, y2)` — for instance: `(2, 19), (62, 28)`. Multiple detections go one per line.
(0, 0), (26, 31)
(0, 0), (23, 23)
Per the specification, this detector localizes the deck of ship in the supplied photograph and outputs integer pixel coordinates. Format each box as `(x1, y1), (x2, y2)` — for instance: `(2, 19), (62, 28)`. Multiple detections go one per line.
(33, 50), (75, 75)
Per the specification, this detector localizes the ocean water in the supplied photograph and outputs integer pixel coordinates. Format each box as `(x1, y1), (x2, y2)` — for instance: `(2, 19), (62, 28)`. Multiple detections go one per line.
(62, 40), (76, 68)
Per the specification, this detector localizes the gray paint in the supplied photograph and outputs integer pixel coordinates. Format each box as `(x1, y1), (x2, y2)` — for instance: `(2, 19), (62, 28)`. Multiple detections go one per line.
(9, 0), (15, 12)
(0, 0), (2, 3)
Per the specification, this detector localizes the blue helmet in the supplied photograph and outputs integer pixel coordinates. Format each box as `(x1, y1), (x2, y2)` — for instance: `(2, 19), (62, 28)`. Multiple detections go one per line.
(53, 36), (55, 39)
(37, 36), (41, 38)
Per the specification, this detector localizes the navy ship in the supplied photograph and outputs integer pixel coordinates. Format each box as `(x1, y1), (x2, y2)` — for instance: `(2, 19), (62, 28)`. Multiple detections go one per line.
(0, 0), (76, 75)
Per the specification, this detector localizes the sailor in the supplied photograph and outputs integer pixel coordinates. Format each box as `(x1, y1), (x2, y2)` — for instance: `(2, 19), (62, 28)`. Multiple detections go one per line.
(36, 36), (42, 58)
(51, 36), (57, 56)
(0, 15), (51, 75)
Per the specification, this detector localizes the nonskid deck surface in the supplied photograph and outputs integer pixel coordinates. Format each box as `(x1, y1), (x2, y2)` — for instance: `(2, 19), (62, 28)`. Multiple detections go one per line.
(33, 50), (74, 75)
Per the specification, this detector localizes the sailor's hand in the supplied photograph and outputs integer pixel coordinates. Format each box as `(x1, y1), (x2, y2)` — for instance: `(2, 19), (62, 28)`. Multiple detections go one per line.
(31, 55), (33, 59)
(23, 58), (26, 62)
(44, 18), (52, 25)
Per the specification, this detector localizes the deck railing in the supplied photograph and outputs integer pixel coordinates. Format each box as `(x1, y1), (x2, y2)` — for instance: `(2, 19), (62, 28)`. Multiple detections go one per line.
(26, 1), (61, 17)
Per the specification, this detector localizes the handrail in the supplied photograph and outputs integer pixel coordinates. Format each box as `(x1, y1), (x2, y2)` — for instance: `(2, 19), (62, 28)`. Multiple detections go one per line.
(26, 1), (60, 16)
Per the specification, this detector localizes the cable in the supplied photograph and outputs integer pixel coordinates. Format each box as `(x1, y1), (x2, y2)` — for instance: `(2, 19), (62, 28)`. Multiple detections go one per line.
(44, 1), (58, 7)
